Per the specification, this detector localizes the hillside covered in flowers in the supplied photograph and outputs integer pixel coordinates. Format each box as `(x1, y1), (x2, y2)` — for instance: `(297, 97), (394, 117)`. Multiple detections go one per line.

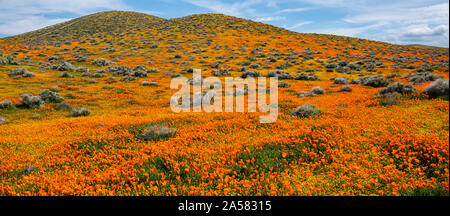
(0, 11), (448, 196)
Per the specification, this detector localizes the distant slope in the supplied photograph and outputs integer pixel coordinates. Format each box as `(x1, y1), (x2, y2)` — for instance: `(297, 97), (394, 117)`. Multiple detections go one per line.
(166, 13), (291, 35)
(3, 11), (165, 44)
(2, 10), (447, 52)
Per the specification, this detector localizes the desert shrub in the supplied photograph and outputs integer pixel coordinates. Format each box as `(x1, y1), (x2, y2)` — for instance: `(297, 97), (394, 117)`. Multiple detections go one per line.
(56, 62), (75, 71)
(71, 107), (90, 117)
(187, 76), (203, 86)
(339, 85), (352, 92)
(75, 67), (89, 73)
(54, 101), (71, 111)
(289, 103), (320, 118)
(423, 79), (449, 100)
(140, 125), (177, 141)
(141, 81), (158, 86)
(40, 90), (64, 103)
(278, 82), (291, 88)
(267, 70), (292, 79)
(0, 99), (13, 109)
(241, 70), (260, 78)
(378, 82), (417, 95)
(93, 58), (111, 66)
(353, 75), (388, 88)
(336, 66), (350, 74)
(409, 72), (441, 84)
(210, 62), (221, 68)
(21, 71), (35, 77)
(298, 91), (315, 98)
(0, 57), (10, 65)
(148, 68), (158, 73)
(386, 74), (400, 79)
(20, 94), (44, 108)
(91, 73), (106, 78)
(61, 72), (74, 78)
(364, 76), (389, 88)
(325, 63), (336, 68)
(9, 68), (28, 76)
(0, 117), (8, 124)
(111, 66), (131, 76)
(334, 77), (349, 84)
(150, 43), (159, 48)
(120, 76), (137, 82)
(294, 73), (320, 81)
(132, 65), (148, 77)
(212, 68), (230, 76)
(311, 86), (326, 95)
(249, 63), (260, 69)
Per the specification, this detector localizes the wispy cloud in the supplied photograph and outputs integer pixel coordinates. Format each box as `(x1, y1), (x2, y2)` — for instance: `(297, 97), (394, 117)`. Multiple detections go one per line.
(0, 0), (131, 36)
(288, 21), (313, 30)
(255, 16), (286, 22)
(277, 7), (312, 13)
(182, 0), (262, 17)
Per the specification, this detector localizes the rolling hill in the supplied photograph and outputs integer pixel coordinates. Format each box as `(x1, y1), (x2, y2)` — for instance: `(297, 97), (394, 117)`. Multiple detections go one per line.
(3, 11), (164, 44)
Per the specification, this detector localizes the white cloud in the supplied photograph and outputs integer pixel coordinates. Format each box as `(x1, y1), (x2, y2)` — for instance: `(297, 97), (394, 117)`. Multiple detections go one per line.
(277, 7), (312, 13)
(381, 24), (449, 46)
(294, 0), (449, 47)
(288, 21), (313, 30)
(0, 0), (130, 36)
(255, 16), (286, 22)
(182, 0), (263, 17)
(0, 16), (70, 35)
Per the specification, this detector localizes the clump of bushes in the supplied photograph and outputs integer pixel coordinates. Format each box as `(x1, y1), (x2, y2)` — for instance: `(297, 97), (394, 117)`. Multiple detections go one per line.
(298, 86), (326, 97)
(8, 68), (35, 78)
(71, 107), (90, 117)
(289, 103), (320, 118)
(423, 79), (449, 100)
(131, 65), (148, 77)
(378, 82), (417, 95)
(0, 99), (13, 109)
(61, 72), (74, 78)
(294, 73), (320, 81)
(339, 85), (352, 92)
(241, 70), (260, 78)
(0, 56), (12, 65)
(0, 117), (8, 124)
(141, 81), (158, 86)
(334, 77), (349, 84)
(140, 124), (177, 141)
(53, 101), (71, 111)
(278, 82), (291, 88)
(55, 62), (75, 71)
(267, 70), (292, 79)
(409, 72), (441, 84)
(108, 65), (131, 76)
(93, 58), (111, 66)
(40, 90), (64, 103)
(212, 69), (230, 76)
(352, 75), (388, 88)
(75, 67), (89, 73)
(311, 86), (326, 95)
(20, 94), (44, 108)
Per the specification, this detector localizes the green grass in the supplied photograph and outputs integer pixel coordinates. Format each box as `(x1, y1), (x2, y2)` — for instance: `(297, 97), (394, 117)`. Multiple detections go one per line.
(401, 185), (449, 196)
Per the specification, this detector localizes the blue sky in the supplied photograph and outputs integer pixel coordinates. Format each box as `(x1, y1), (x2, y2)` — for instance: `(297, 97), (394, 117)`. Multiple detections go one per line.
(0, 0), (448, 47)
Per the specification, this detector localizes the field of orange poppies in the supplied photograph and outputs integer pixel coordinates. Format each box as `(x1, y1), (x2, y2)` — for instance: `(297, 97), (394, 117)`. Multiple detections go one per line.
(0, 12), (448, 196)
